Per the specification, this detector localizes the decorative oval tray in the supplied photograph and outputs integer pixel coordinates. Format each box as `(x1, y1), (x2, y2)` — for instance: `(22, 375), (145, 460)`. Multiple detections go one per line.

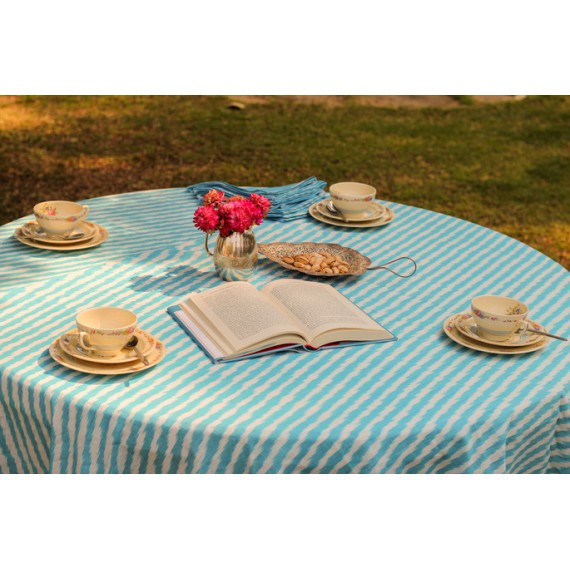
(258, 241), (371, 277)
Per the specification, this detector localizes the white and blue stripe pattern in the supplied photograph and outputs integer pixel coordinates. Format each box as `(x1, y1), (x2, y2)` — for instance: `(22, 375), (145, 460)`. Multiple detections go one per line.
(0, 187), (568, 473)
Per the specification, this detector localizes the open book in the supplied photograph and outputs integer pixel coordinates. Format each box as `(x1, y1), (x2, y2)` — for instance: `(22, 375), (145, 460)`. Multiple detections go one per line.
(167, 279), (396, 363)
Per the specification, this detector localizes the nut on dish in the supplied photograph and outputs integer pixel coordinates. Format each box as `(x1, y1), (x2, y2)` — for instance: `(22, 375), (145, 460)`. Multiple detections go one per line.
(281, 253), (349, 274)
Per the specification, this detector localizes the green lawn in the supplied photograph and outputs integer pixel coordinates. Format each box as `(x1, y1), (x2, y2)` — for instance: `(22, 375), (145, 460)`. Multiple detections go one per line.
(1, 95), (569, 268)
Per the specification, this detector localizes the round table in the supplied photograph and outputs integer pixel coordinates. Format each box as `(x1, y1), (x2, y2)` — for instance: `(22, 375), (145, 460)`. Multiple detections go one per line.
(0, 187), (569, 473)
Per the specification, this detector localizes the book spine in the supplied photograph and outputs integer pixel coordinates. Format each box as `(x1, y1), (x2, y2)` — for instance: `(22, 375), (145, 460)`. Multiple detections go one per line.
(167, 306), (219, 364)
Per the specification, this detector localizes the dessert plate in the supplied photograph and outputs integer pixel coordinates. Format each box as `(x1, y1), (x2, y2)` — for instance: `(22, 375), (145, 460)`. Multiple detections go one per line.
(319, 201), (387, 222)
(19, 220), (96, 243)
(59, 328), (154, 364)
(14, 223), (108, 251)
(49, 335), (166, 375)
(443, 314), (548, 355)
(454, 313), (546, 347)
(309, 200), (395, 228)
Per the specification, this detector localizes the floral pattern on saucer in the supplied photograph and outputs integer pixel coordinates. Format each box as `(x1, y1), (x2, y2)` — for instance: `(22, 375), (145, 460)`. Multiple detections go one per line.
(59, 328), (154, 364)
(317, 201), (387, 222)
(455, 313), (545, 347)
(20, 220), (97, 244)
(13, 223), (108, 251)
(443, 313), (548, 355)
(49, 335), (166, 375)
(309, 200), (395, 229)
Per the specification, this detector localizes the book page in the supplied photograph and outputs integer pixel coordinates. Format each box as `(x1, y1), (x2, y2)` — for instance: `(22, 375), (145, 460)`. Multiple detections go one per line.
(262, 279), (385, 344)
(186, 282), (304, 352)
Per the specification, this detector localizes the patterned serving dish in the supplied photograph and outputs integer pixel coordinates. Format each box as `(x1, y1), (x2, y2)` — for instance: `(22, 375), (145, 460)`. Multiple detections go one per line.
(258, 241), (371, 277)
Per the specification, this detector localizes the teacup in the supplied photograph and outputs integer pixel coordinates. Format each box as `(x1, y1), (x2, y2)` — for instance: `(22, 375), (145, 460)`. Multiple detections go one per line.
(76, 307), (137, 357)
(471, 295), (529, 341)
(329, 182), (376, 219)
(34, 200), (89, 236)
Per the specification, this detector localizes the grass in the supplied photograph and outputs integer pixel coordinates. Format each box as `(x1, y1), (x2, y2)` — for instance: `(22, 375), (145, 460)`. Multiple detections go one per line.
(450, 95), (475, 106)
(1, 95), (569, 269)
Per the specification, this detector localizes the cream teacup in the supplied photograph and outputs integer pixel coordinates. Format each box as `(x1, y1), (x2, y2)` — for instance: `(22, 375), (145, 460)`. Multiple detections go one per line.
(329, 182), (376, 219)
(76, 307), (137, 357)
(34, 200), (89, 236)
(471, 295), (529, 341)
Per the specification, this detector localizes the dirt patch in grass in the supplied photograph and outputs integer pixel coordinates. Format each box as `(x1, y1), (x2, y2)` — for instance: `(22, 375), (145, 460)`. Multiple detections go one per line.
(0, 96), (56, 131)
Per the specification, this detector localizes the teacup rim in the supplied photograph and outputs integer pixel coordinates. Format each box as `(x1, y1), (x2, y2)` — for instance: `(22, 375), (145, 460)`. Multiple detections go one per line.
(76, 306), (138, 332)
(34, 200), (85, 214)
(471, 295), (528, 317)
(329, 182), (376, 198)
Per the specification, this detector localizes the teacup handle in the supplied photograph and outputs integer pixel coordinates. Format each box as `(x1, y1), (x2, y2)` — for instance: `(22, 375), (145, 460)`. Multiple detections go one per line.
(517, 320), (531, 337)
(82, 205), (90, 217)
(78, 331), (93, 351)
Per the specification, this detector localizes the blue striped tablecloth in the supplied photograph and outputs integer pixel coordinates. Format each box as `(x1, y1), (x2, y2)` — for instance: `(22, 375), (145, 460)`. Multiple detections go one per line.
(0, 187), (569, 473)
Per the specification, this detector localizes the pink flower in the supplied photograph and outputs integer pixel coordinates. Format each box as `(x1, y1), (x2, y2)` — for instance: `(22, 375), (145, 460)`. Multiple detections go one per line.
(203, 189), (224, 206)
(217, 202), (236, 237)
(243, 200), (263, 226)
(227, 202), (254, 234)
(218, 221), (232, 238)
(218, 220), (233, 238)
(250, 193), (271, 217)
(193, 205), (220, 232)
(194, 194), (271, 237)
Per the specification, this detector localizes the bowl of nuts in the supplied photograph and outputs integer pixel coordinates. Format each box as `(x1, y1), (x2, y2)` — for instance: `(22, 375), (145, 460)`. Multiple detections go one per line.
(257, 242), (372, 277)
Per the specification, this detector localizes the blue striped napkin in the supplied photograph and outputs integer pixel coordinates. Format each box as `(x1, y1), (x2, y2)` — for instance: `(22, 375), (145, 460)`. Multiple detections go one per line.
(187, 177), (328, 221)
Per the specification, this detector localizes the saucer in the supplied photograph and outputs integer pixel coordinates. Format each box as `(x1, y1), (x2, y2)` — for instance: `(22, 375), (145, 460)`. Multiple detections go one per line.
(49, 335), (166, 375)
(454, 313), (546, 347)
(20, 220), (96, 244)
(309, 200), (395, 229)
(59, 328), (154, 364)
(319, 201), (387, 222)
(443, 314), (548, 355)
(14, 223), (108, 251)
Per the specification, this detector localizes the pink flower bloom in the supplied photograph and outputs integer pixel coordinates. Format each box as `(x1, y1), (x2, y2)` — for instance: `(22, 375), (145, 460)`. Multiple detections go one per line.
(217, 202), (236, 237)
(218, 220), (233, 238)
(203, 189), (224, 206)
(250, 193), (271, 217)
(243, 200), (263, 226)
(227, 202), (253, 234)
(217, 201), (235, 219)
(193, 205), (220, 232)
(194, 194), (271, 237)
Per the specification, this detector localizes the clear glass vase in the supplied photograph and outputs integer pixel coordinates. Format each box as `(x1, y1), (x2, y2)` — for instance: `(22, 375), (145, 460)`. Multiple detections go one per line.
(204, 229), (258, 281)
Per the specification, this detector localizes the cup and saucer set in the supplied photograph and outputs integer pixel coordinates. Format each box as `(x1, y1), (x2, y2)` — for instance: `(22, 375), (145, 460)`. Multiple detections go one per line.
(443, 295), (554, 355)
(49, 307), (166, 375)
(309, 182), (395, 228)
(14, 200), (108, 251)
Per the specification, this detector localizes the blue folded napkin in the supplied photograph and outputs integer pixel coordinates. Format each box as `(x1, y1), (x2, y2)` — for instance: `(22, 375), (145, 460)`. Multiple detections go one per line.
(187, 177), (328, 221)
